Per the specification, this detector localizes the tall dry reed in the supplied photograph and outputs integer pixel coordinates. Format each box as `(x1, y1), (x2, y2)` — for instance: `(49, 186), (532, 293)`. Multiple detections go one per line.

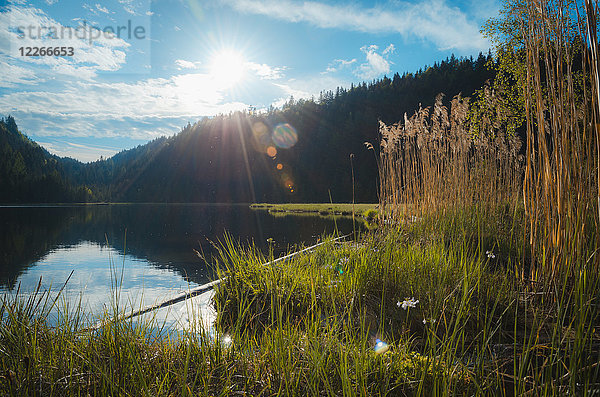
(520, 0), (600, 280)
(378, 0), (600, 282)
(376, 92), (523, 220)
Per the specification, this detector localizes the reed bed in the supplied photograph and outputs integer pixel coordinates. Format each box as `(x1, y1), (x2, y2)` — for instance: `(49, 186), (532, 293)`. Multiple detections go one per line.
(376, 92), (523, 222)
(370, 0), (600, 393)
(519, 0), (600, 281)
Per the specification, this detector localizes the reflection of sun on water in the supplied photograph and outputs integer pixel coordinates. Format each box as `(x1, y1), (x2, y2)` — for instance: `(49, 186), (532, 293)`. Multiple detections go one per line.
(210, 49), (245, 87)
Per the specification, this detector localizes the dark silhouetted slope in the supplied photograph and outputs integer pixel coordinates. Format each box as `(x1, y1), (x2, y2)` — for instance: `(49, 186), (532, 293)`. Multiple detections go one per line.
(1, 53), (495, 203)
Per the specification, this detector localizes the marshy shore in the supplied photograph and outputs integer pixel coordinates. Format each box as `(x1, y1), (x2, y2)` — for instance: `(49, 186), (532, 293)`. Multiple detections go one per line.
(2, 205), (598, 395)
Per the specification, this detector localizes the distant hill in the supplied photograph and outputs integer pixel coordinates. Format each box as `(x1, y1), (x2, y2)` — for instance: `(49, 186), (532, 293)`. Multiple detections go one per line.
(0, 116), (93, 203)
(1, 53), (496, 203)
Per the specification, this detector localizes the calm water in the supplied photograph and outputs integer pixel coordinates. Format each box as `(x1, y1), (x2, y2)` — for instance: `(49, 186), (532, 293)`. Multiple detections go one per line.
(0, 204), (356, 328)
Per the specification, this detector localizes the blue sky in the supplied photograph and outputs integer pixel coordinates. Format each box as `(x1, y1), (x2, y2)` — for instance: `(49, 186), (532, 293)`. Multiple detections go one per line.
(0, 0), (499, 162)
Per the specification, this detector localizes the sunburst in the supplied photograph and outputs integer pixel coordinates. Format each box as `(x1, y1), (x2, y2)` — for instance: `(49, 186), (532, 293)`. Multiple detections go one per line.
(209, 49), (245, 88)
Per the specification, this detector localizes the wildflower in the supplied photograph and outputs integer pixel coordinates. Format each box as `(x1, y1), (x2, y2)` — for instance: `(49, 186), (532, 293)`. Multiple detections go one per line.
(267, 238), (274, 243)
(339, 257), (349, 265)
(327, 280), (341, 288)
(423, 319), (427, 324)
(397, 297), (419, 310)
(486, 250), (495, 259)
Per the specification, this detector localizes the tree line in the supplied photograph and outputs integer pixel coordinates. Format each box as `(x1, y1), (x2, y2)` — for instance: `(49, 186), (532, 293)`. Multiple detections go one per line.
(0, 53), (497, 203)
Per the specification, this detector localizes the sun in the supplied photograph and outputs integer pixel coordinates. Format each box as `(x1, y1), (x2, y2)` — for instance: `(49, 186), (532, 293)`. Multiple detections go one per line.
(209, 49), (246, 87)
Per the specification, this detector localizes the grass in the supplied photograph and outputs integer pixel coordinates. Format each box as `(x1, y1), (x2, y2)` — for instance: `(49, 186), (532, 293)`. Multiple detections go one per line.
(250, 203), (378, 219)
(0, 227), (485, 395)
(250, 203), (380, 230)
(212, 205), (600, 394)
(2, 208), (598, 395)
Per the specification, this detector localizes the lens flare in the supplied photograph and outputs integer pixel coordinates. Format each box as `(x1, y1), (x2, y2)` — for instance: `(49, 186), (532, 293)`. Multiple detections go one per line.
(221, 334), (233, 348)
(374, 338), (389, 355)
(266, 146), (277, 157)
(272, 123), (298, 149)
(252, 122), (270, 147)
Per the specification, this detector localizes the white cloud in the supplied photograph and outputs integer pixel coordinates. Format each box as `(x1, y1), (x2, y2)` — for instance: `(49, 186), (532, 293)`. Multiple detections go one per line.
(323, 44), (393, 80)
(272, 82), (311, 102)
(0, 72), (249, 124)
(95, 4), (110, 14)
(23, 114), (183, 141)
(82, 3), (111, 15)
(356, 44), (392, 80)
(324, 58), (356, 73)
(175, 59), (201, 70)
(271, 74), (349, 107)
(37, 139), (121, 161)
(221, 0), (490, 52)
(117, 0), (137, 15)
(51, 63), (98, 80)
(245, 61), (285, 80)
(0, 5), (130, 79)
(383, 44), (395, 56)
(0, 59), (40, 87)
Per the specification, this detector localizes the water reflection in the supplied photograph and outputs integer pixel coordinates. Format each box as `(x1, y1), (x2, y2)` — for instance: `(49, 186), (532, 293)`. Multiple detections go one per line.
(6, 242), (198, 319)
(0, 204), (356, 322)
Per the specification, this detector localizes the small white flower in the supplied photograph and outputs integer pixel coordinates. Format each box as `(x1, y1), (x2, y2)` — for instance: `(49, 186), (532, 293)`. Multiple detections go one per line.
(423, 319), (427, 324)
(339, 257), (349, 264)
(486, 250), (495, 259)
(408, 215), (422, 223)
(397, 297), (419, 310)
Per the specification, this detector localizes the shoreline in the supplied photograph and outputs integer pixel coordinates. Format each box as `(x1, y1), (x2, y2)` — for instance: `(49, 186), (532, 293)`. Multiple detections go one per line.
(250, 202), (378, 218)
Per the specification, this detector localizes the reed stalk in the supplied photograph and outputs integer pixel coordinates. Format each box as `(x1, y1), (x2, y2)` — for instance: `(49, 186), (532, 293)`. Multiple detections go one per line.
(377, 93), (523, 221)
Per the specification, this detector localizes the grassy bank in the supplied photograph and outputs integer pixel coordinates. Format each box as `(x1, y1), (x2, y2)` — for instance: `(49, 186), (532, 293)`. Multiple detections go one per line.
(250, 203), (378, 219)
(2, 206), (598, 395)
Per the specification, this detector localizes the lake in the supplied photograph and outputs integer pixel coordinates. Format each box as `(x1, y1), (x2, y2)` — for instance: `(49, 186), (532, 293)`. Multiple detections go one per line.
(0, 204), (357, 330)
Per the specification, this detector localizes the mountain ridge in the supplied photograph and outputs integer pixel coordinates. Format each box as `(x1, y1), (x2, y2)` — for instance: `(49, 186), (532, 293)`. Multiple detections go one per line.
(1, 53), (496, 203)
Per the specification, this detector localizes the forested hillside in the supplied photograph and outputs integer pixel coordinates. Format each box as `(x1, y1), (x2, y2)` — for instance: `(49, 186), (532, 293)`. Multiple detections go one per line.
(0, 116), (93, 202)
(1, 53), (496, 203)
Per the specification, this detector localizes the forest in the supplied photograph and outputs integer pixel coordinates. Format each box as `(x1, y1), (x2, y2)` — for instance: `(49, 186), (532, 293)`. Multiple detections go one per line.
(0, 53), (496, 203)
